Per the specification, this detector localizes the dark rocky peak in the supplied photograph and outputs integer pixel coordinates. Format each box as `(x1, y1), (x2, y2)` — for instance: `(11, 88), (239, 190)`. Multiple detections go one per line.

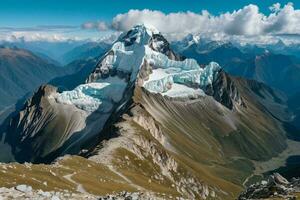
(205, 70), (245, 110)
(24, 85), (57, 107)
(149, 34), (183, 61)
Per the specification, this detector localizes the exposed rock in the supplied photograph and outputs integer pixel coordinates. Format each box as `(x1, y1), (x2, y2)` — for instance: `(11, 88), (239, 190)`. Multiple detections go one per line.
(206, 70), (245, 109)
(98, 191), (164, 200)
(0, 187), (97, 200)
(238, 173), (300, 200)
(149, 33), (183, 61)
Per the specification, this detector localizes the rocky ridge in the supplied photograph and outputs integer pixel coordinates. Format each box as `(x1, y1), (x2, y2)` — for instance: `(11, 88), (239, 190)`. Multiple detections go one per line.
(239, 173), (300, 200)
(0, 186), (164, 200)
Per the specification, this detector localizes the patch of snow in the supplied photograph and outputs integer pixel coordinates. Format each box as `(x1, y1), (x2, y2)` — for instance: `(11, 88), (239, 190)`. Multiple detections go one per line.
(163, 83), (205, 98)
(15, 185), (32, 193)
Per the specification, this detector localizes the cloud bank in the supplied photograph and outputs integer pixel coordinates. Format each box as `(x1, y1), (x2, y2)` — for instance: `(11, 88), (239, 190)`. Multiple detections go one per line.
(83, 2), (300, 42)
(0, 25), (81, 42)
(0, 25), (112, 42)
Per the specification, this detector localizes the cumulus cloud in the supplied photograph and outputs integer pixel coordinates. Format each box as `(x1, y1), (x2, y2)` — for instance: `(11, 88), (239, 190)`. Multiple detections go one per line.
(83, 3), (300, 42)
(269, 3), (281, 12)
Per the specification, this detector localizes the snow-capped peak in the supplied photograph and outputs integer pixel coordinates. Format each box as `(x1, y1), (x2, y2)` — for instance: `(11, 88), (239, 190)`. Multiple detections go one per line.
(54, 25), (221, 113)
(135, 24), (160, 36)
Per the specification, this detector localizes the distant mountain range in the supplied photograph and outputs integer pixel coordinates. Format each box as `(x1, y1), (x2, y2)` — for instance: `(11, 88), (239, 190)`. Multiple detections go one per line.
(172, 35), (300, 96)
(0, 40), (112, 65)
(0, 40), (83, 64)
(0, 46), (68, 110)
(60, 42), (111, 65)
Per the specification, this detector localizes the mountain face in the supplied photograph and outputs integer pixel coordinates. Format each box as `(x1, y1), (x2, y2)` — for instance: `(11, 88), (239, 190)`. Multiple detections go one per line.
(250, 53), (300, 95)
(0, 46), (72, 111)
(0, 25), (295, 199)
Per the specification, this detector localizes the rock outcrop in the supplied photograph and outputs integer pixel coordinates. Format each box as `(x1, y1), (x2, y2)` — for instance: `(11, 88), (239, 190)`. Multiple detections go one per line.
(238, 173), (300, 200)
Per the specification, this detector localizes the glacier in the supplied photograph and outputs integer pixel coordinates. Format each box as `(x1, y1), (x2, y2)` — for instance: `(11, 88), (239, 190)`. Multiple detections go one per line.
(143, 45), (221, 97)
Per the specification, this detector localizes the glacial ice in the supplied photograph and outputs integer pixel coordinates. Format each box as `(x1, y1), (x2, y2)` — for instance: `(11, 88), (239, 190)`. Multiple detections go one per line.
(56, 77), (127, 113)
(143, 45), (221, 96)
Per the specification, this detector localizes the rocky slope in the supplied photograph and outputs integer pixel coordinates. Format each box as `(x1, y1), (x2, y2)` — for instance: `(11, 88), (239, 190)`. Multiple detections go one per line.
(0, 25), (295, 199)
(239, 173), (300, 200)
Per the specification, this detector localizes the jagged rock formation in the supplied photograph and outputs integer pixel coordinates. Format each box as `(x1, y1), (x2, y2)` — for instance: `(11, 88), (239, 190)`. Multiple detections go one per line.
(238, 173), (300, 200)
(205, 70), (245, 109)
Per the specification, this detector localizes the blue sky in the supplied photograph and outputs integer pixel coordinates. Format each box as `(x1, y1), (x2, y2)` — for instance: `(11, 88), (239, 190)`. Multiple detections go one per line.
(0, 0), (300, 43)
(0, 0), (298, 27)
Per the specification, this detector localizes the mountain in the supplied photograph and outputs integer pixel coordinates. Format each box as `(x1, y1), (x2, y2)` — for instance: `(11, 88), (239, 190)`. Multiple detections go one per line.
(0, 46), (72, 111)
(173, 35), (300, 96)
(171, 35), (248, 66)
(265, 40), (300, 58)
(0, 25), (296, 199)
(61, 41), (112, 64)
(1, 40), (86, 65)
(221, 52), (300, 96)
(244, 53), (300, 95)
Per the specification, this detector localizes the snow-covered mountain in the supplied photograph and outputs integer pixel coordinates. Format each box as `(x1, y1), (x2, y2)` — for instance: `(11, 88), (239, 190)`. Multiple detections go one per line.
(0, 25), (296, 199)
(5, 25), (243, 162)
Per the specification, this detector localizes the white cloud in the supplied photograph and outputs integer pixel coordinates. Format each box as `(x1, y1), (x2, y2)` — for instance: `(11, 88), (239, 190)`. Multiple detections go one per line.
(82, 21), (110, 31)
(84, 3), (300, 42)
(0, 25), (115, 42)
